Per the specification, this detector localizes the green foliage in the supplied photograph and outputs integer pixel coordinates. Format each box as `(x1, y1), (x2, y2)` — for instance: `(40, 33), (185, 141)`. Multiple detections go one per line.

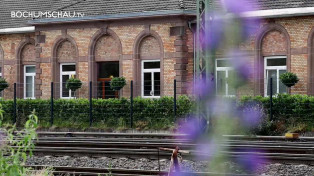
(279, 72), (299, 87)
(240, 94), (314, 135)
(0, 78), (9, 92)
(110, 77), (126, 90)
(65, 77), (82, 92)
(0, 109), (39, 176)
(0, 96), (193, 130)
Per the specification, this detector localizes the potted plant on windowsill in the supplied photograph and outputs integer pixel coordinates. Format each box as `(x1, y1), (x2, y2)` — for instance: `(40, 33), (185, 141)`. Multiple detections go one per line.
(280, 72), (299, 88)
(0, 78), (9, 92)
(66, 76), (82, 98)
(110, 77), (126, 91)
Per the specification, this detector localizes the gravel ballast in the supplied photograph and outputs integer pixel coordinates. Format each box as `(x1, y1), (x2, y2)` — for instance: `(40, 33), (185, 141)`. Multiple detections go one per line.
(26, 156), (314, 175)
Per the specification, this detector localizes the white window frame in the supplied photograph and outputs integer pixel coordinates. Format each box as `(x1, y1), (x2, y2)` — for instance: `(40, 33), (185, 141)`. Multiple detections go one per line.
(264, 56), (287, 96)
(141, 60), (161, 98)
(24, 65), (36, 99)
(215, 59), (235, 97)
(60, 63), (76, 99)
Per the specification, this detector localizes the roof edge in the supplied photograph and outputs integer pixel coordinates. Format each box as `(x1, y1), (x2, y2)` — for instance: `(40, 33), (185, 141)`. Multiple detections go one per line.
(0, 26), (35, 34)
(28, 9), (195, 25)
(241, 7), (314, 18)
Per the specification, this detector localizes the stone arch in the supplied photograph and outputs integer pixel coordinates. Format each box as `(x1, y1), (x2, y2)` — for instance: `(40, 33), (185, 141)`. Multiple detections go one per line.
(52, 35), (79, 98)
(88, 29), (122, 85)
(133, 30), (164, 97)
(307, 27), (314, 95)
(16, 38), (36, 98)
(255, 23), (291, 95)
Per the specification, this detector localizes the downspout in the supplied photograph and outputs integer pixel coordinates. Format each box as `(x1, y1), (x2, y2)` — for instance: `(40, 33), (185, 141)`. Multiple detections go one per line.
(188, 21), (196, 86)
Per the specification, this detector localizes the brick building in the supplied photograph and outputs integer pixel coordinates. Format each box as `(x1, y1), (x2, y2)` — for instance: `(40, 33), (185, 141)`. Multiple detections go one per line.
(0, 0), (314, 99)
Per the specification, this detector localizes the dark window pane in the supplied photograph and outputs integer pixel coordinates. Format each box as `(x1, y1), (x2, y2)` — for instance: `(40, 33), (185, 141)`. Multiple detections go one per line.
(279, 70), (287, 94)
(26, 76), (33, 98)
(217, 60), (231, 67)
(154, 72), (160, 96)
(267, 58), (286, 66)
(62, 65), (76, 72)
(0, 67), (2, 73)
(217, 71), (226, 95)
(98, 62), (119, 78)
(144, 61), (160, 69)
(267, 70), (277, 95)
(62, 75), (70, 97)
(144, 72), (152, 96)
(26, 66), (35, 73)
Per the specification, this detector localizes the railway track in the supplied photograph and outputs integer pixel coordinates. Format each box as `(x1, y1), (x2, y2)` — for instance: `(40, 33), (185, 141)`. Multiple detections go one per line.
(17, 132), (313, 175)
(28, 165), (254, 176)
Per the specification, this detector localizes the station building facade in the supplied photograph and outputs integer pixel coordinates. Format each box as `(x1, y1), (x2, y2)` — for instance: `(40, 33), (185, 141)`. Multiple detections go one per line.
(1, 0), (314, 99)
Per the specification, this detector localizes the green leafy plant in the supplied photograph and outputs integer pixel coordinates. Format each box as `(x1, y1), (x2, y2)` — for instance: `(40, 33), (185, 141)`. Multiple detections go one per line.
(0, 78), (9, 92)
(279, 72), (299, 87)
(0, 108), (40, 176)
(66, 76), (82, 92)
(110, 77), (126, 90)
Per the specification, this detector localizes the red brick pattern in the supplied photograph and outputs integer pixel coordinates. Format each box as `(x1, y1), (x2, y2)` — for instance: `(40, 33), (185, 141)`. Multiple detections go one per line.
(56, 41), (77, 62)
(262, 31), (287, 55)
(139, 36), (161, 58)
(21, 44), (36, 62)
(95, 35), (120, 58)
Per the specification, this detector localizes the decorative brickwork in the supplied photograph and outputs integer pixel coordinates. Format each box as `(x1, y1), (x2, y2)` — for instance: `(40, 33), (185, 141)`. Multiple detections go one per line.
(95, 35), (120, 60)
(21, 44), (36, 63)
(139, 36), (161, 58)
(57, 40), (77, 62)
(262, 31), (287, 56)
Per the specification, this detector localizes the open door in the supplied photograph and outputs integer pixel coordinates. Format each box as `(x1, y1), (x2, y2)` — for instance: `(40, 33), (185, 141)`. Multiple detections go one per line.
(97, 61), (119, 99)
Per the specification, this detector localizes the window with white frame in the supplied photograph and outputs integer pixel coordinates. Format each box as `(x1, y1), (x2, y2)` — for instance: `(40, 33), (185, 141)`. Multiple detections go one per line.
(264, 56), (287, 96)
(216, 59), (236, 96)
(142, 60), (160, 98)
(24, 65), (36, 99)
(60, 64), (76, 98)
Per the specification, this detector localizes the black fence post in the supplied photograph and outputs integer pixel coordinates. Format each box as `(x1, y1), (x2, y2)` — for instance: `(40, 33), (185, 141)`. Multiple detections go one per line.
(269, 77), (273, 121)
(174, 79), (177, 121)
(50, 82), (54, 126)
(89, 81), (93, 127)
(13, 83), (17, 124)
(130, 80), (133, 129)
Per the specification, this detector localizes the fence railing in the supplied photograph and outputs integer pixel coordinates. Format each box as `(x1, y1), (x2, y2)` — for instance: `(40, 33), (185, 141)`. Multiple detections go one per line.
(1, 80), (180, 129)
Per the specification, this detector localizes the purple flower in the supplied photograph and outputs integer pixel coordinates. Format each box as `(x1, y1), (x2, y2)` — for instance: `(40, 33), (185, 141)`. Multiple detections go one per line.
(240, 106), (263, 128)
(176, 116), (207, 140)
(192, 77), (215, 97)
(235, 149), (267, 173)
(220, 0), (258, 14)
(228, 50), (253, 81)
(201, 12), (225, 50)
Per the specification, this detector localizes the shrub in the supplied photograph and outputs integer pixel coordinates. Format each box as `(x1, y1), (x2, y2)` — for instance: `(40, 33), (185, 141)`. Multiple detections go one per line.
(279, 72), (299, 87)
(240, 94), (314, 134)
(0, 78), (9, 92)
(0, 110), (40, 175)
(66, 77), (82, 92)
(0, 96), (193, 129)
(110, 77), (126, 90)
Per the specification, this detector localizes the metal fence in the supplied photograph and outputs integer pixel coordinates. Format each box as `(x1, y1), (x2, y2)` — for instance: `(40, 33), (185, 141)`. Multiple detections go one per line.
(0, 80), (180, 129)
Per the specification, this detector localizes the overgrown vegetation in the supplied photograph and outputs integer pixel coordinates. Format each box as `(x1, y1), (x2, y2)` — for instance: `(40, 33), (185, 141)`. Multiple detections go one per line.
(240, 94), (314, 135)
(0, 107), (52, 176)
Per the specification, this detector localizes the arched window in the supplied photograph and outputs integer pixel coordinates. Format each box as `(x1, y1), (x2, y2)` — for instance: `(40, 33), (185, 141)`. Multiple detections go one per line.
(17, 39), (36, 99)
(256, 24), (290, 96)
(134, 31), (164, 98)
(52, 36), (78, 99)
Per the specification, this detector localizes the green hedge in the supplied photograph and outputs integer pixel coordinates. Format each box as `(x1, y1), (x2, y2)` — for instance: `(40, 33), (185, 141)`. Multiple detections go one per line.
(0, 96), (194, 129)
(240, 94), (314, 134)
